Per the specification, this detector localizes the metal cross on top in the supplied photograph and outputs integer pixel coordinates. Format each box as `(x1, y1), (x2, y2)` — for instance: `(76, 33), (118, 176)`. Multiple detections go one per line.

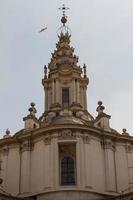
(59, 4), (69, 17)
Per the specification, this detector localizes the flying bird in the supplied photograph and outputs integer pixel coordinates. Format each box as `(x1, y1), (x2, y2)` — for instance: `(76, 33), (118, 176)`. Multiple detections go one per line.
(39, 26), (47, 33)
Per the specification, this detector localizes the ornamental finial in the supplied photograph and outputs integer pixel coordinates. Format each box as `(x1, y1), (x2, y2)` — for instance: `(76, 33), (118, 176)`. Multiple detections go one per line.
(3, 129), (11, 138)
(96, 101), (105, 115)
(83, 64), (87, 78)
(59, 4), (69, 26)
(28, 102), (37, 116)
(6, 129), (10, 135)
(59, 4), (69, 17)
(44, 65), (47, 79)
(57, 4), (71, 36)
(122, 128), (129, 136)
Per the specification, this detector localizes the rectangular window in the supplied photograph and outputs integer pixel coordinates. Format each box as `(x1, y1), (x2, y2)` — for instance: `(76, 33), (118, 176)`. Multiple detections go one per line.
(59, 144), (76, 186)
(62, 88), (69, 107)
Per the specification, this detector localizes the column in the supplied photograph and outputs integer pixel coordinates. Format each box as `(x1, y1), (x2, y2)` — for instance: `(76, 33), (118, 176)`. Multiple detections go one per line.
(77, 80), (80, 104)
(83, 86), (87, 110)
(44, 87), (48, 111)
(56, 79), (59, 104)
(72, 79), (76, 103)
(52, 81), (55, 104)
(47, 88), (49, 110)
(81, 86), (84, 109)
(47, 87), (51, 110)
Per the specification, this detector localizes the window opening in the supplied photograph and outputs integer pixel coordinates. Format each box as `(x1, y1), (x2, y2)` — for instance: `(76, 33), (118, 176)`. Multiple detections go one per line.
(61, 156), (75, 185)
(62, 88), (69, 107)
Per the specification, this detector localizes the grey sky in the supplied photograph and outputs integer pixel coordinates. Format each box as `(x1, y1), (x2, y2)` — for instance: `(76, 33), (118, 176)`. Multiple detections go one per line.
(0, 0), (133, 136)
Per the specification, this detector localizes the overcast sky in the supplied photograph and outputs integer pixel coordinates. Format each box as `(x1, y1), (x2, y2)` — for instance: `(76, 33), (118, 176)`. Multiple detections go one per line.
(0, 0), (133, 137)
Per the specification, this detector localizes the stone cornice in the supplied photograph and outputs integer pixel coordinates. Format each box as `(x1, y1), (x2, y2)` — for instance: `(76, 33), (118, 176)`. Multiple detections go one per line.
(22, 188), (115, 198)
(0, 124), (133, 147)
(23, 115), (38, 122)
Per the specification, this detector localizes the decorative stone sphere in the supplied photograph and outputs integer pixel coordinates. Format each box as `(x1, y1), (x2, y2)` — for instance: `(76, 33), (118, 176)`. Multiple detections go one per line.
(6, 129), (10, 135)
(31, 102), (35, 107)
(122, 128), (127, 133)
(29, 107), (33, 112)
(98, 101), (103, 106)
(61, 16), (67, 24)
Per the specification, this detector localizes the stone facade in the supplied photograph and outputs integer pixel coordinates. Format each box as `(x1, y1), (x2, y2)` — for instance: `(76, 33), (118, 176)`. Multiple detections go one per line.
(0, 8), (133, 200)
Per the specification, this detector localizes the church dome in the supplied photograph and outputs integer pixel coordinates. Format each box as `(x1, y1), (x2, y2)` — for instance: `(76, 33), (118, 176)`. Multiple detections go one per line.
(1, 4), (133, 200)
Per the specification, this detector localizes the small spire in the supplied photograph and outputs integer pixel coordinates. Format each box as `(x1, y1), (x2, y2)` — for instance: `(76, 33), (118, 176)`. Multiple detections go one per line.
(83, 64), (87, 78)
(44, 65), (47, 79)
(96, 101), (105, 115)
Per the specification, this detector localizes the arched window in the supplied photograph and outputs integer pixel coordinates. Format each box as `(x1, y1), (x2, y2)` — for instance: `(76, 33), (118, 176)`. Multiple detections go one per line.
(61, 156), (75, 185)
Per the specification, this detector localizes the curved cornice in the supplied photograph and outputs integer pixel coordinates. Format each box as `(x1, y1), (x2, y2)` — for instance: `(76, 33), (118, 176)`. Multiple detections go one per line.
(0, 124), (133, 147)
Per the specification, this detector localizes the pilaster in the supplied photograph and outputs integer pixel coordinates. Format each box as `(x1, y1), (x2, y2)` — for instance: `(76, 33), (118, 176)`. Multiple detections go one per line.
(83, 86), (87, 110)
(102, 139), (116, 192)
(56, 79), (59, 103)
(84, 136), (92, 188)
(52, 80), (55, 104)
(72, 79), (76, 103)
(76, 80), (80, 104)
(44, 87), (48, 111)
(43, 139), (51, 189)
(47, 87), (52, 110)
(76, 137), (85, 188)
(20, 140), (33, 193)
(1, 146), (9, 190)
(53, 138), (59, 188)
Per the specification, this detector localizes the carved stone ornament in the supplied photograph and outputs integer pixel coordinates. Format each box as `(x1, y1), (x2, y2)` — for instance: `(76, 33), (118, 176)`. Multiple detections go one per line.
(58, 129), (76, 140)
(43, 136), (51, 145)
(1, 146), (9, 156)
(81, 134), (91, 144)
(125, 143), (133, 153)
(102, 139), (115, 151)
(20, 140), (34, 153)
